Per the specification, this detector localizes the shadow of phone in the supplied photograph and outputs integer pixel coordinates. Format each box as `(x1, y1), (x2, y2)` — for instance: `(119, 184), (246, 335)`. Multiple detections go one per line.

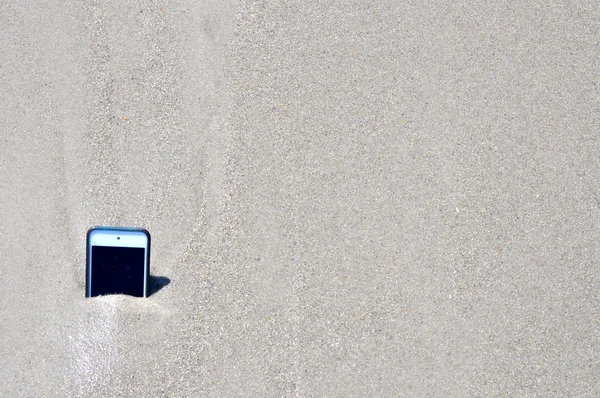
(148, 275), (171, 297)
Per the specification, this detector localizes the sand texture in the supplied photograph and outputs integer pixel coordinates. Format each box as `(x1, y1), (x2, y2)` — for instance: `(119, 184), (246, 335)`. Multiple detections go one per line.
(0, 0), (598, 396)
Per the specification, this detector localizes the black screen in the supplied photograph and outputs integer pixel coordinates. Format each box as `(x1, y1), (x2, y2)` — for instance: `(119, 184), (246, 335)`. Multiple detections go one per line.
(90, 246), (146, 297)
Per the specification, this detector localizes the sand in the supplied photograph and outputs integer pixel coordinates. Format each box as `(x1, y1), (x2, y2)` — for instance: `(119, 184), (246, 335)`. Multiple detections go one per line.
(1, 0), (598, 396)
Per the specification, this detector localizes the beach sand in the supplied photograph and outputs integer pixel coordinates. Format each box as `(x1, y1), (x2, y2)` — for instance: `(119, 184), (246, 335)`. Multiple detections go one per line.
(1, 0), (598, 396)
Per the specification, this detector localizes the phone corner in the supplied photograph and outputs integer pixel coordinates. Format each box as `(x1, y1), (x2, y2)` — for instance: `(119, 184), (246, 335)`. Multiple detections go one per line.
(140, 228), (151, 242)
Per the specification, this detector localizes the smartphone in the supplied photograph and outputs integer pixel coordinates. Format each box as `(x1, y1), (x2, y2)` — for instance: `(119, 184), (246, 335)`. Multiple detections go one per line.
(86, 226), (151, 298)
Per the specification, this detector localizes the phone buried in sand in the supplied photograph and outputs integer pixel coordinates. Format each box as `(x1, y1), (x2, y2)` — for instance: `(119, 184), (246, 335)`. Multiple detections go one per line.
(86, 227), (151, 298)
